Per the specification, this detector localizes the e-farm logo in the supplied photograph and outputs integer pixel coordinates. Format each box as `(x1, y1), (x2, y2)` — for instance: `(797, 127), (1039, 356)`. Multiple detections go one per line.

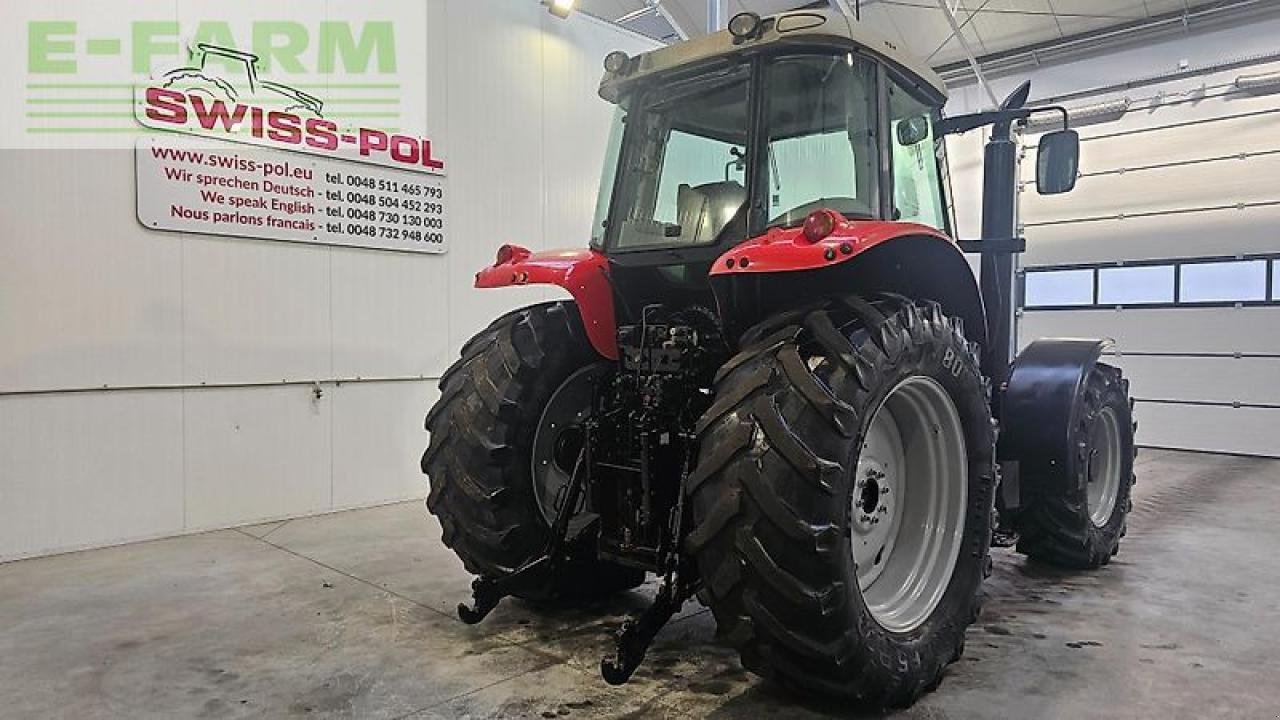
(26, 20), (404, 136)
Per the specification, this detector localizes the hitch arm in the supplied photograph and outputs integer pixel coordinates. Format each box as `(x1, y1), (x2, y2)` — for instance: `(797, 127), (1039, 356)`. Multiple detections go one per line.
(599, 445), (697, 684)
(457, 427), (594, 624)
(601, 579), (682, 684)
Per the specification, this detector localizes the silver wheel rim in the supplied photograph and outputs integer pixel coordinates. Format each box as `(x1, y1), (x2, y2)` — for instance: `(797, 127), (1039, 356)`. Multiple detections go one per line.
(1088, 406), (1123, 527)
(853, 376), (968, 633)
(530, 365), (603, 527)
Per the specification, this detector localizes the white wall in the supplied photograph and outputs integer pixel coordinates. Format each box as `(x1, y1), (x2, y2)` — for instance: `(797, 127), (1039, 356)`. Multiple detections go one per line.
(943, 14), (1280, 457)
(943, 13), (1280, 236)
(0, 3), (657, 561)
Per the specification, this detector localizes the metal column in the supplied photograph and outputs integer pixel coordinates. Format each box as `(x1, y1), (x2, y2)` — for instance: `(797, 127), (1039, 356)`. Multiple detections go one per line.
(979, 118), (1020, 385)
(708, 0), (728, 32)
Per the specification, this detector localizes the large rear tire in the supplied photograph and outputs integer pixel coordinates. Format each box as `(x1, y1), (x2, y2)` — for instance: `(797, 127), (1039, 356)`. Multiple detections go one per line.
(422, 302), (643, 603)
(687, 294), (996, 707)
(1012, 363), (1136, 569)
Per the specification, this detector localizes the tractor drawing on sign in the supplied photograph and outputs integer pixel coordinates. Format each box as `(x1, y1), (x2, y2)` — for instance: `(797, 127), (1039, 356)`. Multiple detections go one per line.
(161, 43), (325, 117)
(421, 9), (1135, 708)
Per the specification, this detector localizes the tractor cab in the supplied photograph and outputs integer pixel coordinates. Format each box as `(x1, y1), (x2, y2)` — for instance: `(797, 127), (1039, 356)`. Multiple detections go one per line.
(476, 7), (1080, 368)
(590, 9), (951, 316)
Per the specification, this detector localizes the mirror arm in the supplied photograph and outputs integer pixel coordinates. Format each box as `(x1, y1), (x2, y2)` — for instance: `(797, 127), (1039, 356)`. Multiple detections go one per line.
(937, 107), (1030, 137)
(1017, 105), (1071, 132)
(939, 103), (1070, 137)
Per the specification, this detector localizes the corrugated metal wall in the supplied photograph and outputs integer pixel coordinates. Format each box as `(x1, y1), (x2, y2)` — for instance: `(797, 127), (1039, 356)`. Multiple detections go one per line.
(945, 14), (1280, 457)
(0, 4), (658, 561)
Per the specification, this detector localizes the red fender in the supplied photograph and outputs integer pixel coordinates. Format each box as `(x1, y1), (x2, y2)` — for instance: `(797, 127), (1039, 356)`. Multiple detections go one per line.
(474, 245), (619, 360)
(709, 212), (953, 276)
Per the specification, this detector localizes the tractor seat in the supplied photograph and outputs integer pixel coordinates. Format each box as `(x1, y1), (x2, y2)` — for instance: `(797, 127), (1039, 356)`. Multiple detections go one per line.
(675, 181), (746, 246)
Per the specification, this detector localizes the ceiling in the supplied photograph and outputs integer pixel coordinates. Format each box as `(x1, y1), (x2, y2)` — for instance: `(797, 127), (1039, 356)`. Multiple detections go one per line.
(575, 0), (1230, 68)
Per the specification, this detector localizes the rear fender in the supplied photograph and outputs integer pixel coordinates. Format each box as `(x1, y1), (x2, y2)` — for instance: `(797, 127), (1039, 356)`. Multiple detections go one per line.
(997, 338), (1108, 508)
(709, 220), (987, 349)
(474, 245), (618, 360)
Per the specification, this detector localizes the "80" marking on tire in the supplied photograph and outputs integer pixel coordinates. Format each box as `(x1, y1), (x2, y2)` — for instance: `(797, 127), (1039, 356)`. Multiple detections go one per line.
(942, 348), (964, 378)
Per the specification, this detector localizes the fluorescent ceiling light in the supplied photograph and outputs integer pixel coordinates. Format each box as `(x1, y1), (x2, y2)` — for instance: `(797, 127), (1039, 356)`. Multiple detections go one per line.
(1024, 98), (1131, 131)
(547, 0), (575, 19)
(1235, 70), (1280, 92)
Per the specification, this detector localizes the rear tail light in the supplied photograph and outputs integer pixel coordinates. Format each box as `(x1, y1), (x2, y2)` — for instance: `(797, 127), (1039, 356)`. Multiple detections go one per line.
(495, 244), (530, 265)
(802, 209), (840, 243)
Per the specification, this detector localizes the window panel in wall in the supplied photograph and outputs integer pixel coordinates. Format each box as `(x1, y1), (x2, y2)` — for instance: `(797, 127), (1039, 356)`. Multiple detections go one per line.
(1098, 264), (1174, 305)
(1024, 268), (1094, 307)
(1180, 260), (1268, 303)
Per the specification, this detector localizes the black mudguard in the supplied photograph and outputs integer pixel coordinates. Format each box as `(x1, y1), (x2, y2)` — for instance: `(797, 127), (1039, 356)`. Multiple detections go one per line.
(996, 338), (1108, 510)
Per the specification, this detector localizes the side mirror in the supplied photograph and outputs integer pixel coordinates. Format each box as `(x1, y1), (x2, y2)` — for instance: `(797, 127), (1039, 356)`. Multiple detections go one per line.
(1036, 129), (1079, 195)
(896, 116), (930, 146)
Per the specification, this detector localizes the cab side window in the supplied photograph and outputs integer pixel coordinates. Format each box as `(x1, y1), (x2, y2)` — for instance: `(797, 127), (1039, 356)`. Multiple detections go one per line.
(888, 81), (948, 231)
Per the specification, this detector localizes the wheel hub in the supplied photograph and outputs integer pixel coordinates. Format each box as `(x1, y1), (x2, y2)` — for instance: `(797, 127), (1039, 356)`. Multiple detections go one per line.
(552, 427), (587, 476)
(1087, 405), (1123, 527)
(852, 375), (968, 633)
(856, 471), (885, 520)
(531, 365), (606, 527)
(851, 453), (900, 588)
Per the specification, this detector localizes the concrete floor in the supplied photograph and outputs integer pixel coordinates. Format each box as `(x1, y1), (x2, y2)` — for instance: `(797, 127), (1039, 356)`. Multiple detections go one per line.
(2, 449), (1278, 719)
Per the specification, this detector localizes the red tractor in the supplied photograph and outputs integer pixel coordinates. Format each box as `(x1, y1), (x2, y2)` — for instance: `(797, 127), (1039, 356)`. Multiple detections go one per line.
(422, 9), (1134, 708)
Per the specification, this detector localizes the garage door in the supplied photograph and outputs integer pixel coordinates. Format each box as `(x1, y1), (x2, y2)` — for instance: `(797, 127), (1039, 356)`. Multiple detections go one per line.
(1016, 59), (1280, 457)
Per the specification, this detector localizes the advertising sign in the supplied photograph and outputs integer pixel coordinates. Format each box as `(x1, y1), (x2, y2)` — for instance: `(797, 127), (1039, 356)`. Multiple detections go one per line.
(136, 134), (447, 254)
(131, 40), (449, 252)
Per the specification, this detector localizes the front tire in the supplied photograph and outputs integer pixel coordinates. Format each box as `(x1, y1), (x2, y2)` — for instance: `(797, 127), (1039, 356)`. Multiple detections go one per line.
(687, 295), (996, 707)
(1012, 363), (1136, 569)
(422, 302), (643, 603)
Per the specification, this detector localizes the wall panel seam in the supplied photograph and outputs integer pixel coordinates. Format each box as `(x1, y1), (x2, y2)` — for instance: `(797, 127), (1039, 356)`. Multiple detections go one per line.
(0, 376), (437, 398)
(1024, 199), (1280, 227)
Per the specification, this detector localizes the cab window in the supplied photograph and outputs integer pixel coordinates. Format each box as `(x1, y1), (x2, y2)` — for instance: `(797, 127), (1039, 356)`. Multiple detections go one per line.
(762, 54), (879, 228)
(608, 69), (750, 251)
(888, 80), (948, 231)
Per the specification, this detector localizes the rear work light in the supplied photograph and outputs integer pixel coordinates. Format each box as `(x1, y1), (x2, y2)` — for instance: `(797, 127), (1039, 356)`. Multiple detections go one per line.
(604, 51), (629, 74)
(494, 244), (530, 265)
(728, 12), (763, 40)
(802, 209), (840, 243)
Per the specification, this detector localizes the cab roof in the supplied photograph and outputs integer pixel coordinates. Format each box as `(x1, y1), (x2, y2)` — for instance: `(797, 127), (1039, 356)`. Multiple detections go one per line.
(599, 9), (947, 103)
